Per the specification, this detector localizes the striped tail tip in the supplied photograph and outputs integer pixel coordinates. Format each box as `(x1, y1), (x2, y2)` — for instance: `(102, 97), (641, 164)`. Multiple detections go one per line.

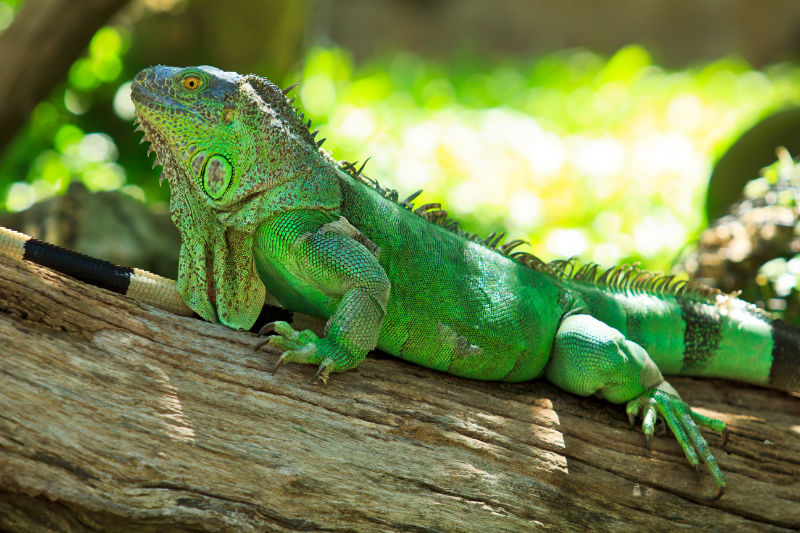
(769, 319), (800, 394)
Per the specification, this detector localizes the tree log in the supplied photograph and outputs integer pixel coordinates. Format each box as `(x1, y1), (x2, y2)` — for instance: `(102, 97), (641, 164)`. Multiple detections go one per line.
(0, 252), (798, 531)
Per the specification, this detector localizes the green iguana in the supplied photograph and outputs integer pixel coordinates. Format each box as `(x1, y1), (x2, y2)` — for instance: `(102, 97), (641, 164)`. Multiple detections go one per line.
(3, 65), (799, 502)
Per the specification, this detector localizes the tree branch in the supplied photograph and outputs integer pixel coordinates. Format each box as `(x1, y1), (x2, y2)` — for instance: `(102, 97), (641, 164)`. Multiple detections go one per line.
(0, 0), (130, 154)
(0, 253), (798, 531)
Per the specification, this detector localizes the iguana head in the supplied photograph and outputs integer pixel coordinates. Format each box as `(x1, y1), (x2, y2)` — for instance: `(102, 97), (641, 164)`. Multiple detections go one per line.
(131, 65), (321, 204)
(130, 65), (333, 329)
(131, 65), (239, 196)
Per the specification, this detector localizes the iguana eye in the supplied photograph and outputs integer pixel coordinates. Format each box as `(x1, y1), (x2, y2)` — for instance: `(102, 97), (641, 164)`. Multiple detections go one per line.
(182, 75), (202, 91)
(202, 155), (232, 199)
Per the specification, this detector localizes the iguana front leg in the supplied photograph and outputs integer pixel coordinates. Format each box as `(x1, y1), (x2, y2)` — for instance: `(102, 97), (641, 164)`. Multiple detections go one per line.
(254, 210), (390, 383)
(545, 314), (727, 500)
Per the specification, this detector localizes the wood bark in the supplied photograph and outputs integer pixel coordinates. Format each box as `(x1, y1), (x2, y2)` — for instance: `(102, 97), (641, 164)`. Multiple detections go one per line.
(0, 252), (798, 531)
(0, 0), (130, 154)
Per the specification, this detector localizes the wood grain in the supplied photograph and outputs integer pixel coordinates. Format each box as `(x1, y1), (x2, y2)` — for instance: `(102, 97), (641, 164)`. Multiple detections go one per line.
(0, 252), (798, 531)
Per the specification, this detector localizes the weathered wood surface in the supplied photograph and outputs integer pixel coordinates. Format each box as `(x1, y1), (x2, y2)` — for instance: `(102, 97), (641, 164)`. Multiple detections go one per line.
(0, 252), (798, 532)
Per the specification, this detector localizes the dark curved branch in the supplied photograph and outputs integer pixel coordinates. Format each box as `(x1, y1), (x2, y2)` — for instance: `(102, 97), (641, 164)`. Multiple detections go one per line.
(0, 0), (130, 154)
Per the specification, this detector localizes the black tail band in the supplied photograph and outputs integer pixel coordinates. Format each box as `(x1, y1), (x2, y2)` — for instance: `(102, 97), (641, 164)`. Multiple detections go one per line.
(769, 318), (800, 393)
(23, 238), (133, 296)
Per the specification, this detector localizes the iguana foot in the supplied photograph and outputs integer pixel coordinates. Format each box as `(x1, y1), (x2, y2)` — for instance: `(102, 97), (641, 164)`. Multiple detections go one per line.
(626, 381), (727, 501)
(255, 321), (352, 384)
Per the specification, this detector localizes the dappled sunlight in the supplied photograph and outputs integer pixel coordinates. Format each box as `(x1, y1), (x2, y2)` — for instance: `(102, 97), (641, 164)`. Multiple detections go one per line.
(463, 404), (568, 475)
(631, 483), (657, 498)
(89, 330), (197, 443)
(450, 461), (501, 485)
(467, 402), (567, 473)
(149, 365), (196, 443)
(530, 401), (569, 474)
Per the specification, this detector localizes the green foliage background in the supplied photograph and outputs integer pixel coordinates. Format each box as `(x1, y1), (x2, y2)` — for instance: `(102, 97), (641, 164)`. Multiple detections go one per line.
(1, 0), (799, 272)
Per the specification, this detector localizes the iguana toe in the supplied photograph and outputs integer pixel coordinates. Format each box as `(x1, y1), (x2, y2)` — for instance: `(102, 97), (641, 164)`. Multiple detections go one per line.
(256, 322), (359, 382)
(626, 401), (639, 426)
(254, 337), (281, 353)
(255, 321), (299, 352)
(627, 384), (727, 499)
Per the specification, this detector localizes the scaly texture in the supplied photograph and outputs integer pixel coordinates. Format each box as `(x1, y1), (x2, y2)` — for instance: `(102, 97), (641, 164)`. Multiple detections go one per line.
(0, 226), (192, 316)
(130, 65), (800, 500)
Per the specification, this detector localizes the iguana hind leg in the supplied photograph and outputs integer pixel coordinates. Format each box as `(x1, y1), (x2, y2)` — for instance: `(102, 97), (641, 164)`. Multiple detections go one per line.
(545, 314), (727, 500)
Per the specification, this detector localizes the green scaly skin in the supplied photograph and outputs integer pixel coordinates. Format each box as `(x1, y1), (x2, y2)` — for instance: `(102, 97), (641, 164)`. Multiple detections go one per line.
(131, 65), (800, 501)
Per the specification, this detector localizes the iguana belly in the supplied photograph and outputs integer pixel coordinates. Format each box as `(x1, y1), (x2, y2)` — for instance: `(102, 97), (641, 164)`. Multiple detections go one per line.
(373, 237), (563, 381)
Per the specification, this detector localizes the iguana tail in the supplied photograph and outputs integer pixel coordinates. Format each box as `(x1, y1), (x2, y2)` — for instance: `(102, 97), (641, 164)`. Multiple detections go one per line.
(765, 318), (800, 392)
(0, 225), (298, 330)
(0, 225), (192, 315)
(578, 279), (800, 394)
(655, 295), (800, 394)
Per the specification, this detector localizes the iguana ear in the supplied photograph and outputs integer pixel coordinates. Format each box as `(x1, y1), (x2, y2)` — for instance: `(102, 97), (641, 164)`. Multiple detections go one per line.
(211, 227), (265, 330)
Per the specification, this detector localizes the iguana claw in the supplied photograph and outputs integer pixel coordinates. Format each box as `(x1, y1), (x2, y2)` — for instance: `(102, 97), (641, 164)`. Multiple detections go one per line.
(626, 381), (727, 500)
(311, 361), (331, 384)
(254, 321), (281, 352)
(254, 337), (277, 352)
(257, 321), (278, 336)
(271, 354), (286, 374)
(254, 321), (358, 382)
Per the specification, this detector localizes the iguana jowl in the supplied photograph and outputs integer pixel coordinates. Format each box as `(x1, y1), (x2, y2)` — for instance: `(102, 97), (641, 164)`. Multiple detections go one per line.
(128, 65), (800, 499)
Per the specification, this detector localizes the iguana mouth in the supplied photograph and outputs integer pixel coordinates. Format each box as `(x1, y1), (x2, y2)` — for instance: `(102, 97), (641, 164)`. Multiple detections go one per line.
(130, 83), (209, 124)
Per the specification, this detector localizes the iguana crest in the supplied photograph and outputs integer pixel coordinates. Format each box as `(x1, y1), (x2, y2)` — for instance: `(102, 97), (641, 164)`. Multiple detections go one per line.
(131, 65), (740, 321)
